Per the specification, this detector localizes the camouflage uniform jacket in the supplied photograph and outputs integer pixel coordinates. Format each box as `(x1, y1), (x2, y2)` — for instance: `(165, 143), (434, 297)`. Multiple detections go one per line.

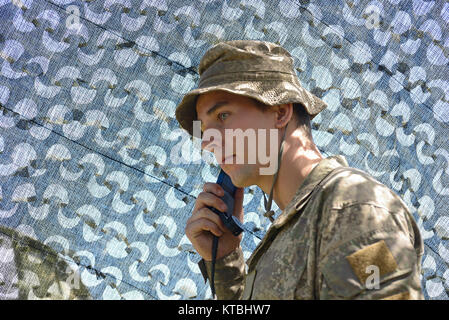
(199, 155), (424, 300)
(0, 225), (91, 300)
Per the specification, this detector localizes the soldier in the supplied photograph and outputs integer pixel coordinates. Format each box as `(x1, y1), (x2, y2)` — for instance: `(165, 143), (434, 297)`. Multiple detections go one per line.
(175, 40), (424, 300)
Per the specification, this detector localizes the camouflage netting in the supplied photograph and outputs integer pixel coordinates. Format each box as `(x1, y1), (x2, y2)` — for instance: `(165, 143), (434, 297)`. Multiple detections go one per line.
(0, 0), (448, 299)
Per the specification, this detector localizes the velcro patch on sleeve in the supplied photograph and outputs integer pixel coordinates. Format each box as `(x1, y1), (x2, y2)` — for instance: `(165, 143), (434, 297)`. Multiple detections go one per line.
(345, 240), (398, 285)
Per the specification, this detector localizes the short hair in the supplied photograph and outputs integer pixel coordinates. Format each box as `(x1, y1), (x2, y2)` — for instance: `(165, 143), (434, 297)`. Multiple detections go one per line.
(251, 99), (313, 141)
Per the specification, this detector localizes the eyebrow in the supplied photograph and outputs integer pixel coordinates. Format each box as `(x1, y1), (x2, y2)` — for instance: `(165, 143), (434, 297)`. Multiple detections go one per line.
(206, 101), (229, 116)
(198, 101), (230, 132)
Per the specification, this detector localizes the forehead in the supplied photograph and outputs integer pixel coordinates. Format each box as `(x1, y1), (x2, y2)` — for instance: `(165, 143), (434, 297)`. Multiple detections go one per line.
(195, 91), (255, 116)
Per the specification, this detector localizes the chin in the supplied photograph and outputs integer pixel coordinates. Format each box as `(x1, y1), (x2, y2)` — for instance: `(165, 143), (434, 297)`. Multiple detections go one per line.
(223, 165), (256, 188)
(230, 177), (248, 188)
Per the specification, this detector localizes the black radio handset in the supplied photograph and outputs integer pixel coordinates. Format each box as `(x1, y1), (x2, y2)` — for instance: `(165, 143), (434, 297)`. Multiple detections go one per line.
(209, 170), (244, 236)
(208, 169), (243, 299)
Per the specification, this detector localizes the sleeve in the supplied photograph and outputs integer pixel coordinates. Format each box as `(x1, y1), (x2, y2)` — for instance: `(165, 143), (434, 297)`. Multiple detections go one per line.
(317, 203), (424, 300)
(198, 246), (246, 300)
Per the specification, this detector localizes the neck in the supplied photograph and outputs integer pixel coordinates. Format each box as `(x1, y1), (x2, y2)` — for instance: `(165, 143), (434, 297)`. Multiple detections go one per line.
(258, 127), (323, 211)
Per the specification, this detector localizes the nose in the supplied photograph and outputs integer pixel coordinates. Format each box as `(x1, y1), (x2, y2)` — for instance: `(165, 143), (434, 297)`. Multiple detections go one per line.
(201, 136), (219, 152)
(201, 138), (209, 151)
(200, 127), (229, 166)
(200, 125), (222, 150)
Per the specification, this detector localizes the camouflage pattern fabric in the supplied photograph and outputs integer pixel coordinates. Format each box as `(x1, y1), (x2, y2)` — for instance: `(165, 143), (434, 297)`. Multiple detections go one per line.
(0, 225), (91, 300)
(175, 40), (327, 136)
(200, 155), (424, 300)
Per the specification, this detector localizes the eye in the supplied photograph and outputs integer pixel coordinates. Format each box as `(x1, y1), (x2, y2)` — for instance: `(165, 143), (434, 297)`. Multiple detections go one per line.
(218, 112), (229, 121)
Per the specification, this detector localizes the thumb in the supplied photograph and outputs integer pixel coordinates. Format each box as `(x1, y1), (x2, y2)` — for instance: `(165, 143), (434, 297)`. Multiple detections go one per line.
(233, 187), (244, 222)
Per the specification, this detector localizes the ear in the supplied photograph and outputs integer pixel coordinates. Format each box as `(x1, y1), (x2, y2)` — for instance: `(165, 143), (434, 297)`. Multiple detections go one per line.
(274, 103), (293, 129)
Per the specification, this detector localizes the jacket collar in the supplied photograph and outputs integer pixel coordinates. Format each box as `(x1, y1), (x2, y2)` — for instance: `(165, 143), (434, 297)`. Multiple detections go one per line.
(246, 155), (349, 269)
(271, 155), (349, 229)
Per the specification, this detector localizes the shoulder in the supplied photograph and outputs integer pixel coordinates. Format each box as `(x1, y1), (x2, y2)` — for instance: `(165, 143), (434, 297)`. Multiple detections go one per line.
(315, 166), (422, 260)
(313, 167), (424, 299)
(320, 166), (407, 213)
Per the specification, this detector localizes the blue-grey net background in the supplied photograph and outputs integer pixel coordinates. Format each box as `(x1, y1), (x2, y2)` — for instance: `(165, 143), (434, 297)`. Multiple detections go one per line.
(0, 0), (448, 299)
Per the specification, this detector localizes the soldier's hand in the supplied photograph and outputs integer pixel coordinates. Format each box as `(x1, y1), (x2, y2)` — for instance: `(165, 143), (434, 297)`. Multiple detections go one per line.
(186, 182), (244, 261)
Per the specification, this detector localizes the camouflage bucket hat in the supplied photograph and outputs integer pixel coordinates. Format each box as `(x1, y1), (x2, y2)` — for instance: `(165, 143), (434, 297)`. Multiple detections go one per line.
(175, 40), (327, 136)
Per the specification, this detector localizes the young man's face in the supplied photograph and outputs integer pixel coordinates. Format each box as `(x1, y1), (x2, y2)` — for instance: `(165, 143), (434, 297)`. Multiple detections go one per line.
(195, 90), (279, 187)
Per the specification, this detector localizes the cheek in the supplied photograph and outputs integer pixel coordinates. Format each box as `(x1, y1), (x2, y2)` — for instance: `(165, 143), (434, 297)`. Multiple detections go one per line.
(232, 112), (271, 131)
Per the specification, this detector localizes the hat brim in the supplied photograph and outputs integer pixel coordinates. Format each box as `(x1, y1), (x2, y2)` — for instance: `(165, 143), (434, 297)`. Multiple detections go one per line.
(175, 79), (327, 136)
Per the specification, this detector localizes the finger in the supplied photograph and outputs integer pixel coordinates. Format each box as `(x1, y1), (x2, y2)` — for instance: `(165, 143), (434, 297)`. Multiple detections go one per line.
(193, 191), (227, 214)
(186, 217), (223, 238)
(193, 183), (224, 212)
(203, 182), (224, 197)
(189, 207), (227, 233)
